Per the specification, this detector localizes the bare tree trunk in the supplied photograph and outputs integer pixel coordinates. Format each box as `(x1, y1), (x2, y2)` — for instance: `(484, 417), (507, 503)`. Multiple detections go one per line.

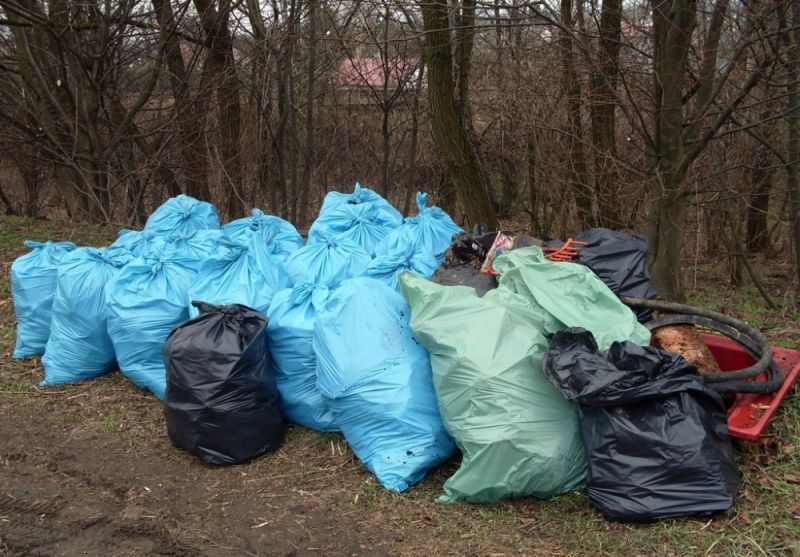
(420, 0), (498, 229)
(589, 0), (622, 228)
(273, 0), (298, 218)
(194, 0), (244, 218)
(245, 0), (274, 211)
(298, 0), (318, 228)
(402, 60), (426, 216)
(288, 62), (300, 223)
(560, 0), (593, 228)
(153, 0), (211, 201)
(746, 142), (775, 253)
(380, 3), (392, 198)
(647, 0), (697, 301)
(527, 129), (542, 236)
(788, 0), (800, 305)
(0, 181), (18, 216)
(19, 163), (39, 217)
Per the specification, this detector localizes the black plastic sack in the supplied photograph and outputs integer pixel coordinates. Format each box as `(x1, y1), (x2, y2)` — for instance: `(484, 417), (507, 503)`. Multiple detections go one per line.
(431, 265), (498, 296)
(544, 328), (740, 522)
(163, 302), (284, 465)
(574, 228), (656, 322)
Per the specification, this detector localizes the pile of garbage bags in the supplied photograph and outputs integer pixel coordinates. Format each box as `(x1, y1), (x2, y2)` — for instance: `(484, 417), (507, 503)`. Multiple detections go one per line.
(10, 185), (741, 521)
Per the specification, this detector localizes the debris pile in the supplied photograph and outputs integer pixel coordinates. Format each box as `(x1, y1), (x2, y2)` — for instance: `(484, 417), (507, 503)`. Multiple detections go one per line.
(14, 184), (792, 521)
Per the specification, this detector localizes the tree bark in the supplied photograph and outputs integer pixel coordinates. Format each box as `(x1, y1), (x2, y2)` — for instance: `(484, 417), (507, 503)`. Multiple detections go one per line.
(647, 0), (697, 301)
(153, 0), (211, 201)
(788, 0), (800, 305)
(402, 60), (426, 216)
(746, 142), (775, 253)
(420, 0), (498, 229)
(527, 129), (543, 236)
(0, 181), (18, 216)
(589, 0), (622, 228)
(298, 0), (318, 228)
(560, 0), (593, 228)
(194, 0), (244, 217)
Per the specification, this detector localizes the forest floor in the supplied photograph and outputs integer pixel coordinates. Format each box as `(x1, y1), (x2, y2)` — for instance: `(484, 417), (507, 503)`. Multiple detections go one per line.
(0, 215), (799, 557)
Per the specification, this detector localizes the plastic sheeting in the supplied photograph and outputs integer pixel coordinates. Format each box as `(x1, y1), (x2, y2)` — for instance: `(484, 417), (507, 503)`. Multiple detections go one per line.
(41, 247), (133, 385)
(399, 272), (587, 503)
(106, 241), (197, 399)
(314, 278), (455, 492)
(375, 192), (461, 262)
(144, 194), (220, 235)
(493, 247), (651, 350)
(188, 236), (290, 317)
(222, 209), (304, 259)
(12, 240), (77, 358)
(163, 302), (284, 465)
(544, 328), (741, 521)
(308, 201), (402, 256)
(284, 237), (371, 284)
(574, 228), (657, 323)
(266, 282), (338, 431)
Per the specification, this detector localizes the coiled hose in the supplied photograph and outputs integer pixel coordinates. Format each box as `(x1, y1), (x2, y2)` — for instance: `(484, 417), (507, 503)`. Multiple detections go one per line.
(620, 297), (783, 394)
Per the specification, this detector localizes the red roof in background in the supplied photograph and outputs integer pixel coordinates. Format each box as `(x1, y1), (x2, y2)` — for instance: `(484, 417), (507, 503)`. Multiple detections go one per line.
(330, 57), (419, 88)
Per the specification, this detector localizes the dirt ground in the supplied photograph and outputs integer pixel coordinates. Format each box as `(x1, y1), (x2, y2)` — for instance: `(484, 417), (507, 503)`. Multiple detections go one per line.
(0, 380), (445, 557)
(1, 216), (799, 557)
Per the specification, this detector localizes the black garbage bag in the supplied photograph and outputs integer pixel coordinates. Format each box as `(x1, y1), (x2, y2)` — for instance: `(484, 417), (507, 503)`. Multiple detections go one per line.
(434, 232), (498, 296)
(163, 302), (284, 465)
(544, 328), (740, 522)
(574, 228), (656, 322)
(445, 232), (486, 264)
(431, 265), (498, 296)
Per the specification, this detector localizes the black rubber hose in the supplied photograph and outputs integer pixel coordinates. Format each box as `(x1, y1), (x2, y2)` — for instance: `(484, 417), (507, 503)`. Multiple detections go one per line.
(645, 314), (783, 394)
(620, 297), (773, 382)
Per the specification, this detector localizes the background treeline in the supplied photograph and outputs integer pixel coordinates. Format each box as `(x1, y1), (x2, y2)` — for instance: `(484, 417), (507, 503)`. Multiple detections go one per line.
(1, 0), (799, 302)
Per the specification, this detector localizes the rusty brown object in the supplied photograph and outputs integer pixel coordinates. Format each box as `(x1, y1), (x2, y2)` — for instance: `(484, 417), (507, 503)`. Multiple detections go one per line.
(652, 325), (722, 373)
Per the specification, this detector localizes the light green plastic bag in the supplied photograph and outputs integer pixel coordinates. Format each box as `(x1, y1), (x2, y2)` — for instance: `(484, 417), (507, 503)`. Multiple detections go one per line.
(398, 248), (651, 503)
(399, 272), (587, 503)
(494, 247), (651, 350)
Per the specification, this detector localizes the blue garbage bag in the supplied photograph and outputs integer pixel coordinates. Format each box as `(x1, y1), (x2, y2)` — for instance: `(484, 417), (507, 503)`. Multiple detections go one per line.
(314, 277), (456, 492)
(188, 236), (291, 317)
(365, 248), (440, 292)
(308, 202), (402, 256)
(266, 281), (338, 431)
(41, 247), (133, 385)
(110, 228), (225, 268)
(317, 182), (402, 219)
(110, 229), (156, 257)
(375, 192), (461, 263)
(144, 194), (220, 235)
(170, 229), (227, 270)
(223, 209), (304, 259)
(106, 241), (197, 399)
(12, 240), (77, 358)
(284, 237), (371, 284)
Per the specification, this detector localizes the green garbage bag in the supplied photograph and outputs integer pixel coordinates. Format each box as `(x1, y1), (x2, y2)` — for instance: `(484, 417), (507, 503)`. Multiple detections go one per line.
(399, 272), (587, 503)
(493, 247), (651, 350)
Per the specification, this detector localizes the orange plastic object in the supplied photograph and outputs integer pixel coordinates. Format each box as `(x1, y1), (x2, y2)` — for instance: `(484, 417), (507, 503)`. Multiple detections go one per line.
(543, 239), (588, 262)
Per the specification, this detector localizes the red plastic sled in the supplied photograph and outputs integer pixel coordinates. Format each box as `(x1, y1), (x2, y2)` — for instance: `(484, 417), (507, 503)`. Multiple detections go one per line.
(701, 333), (800, 441)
